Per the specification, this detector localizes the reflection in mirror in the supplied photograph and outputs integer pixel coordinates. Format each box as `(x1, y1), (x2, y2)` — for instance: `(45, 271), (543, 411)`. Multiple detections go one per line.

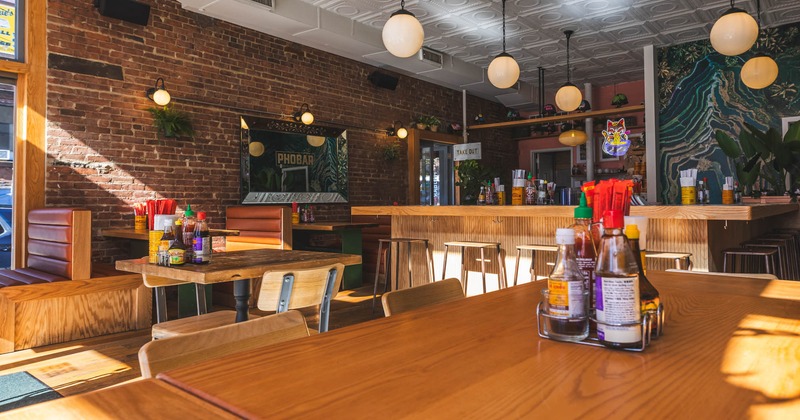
(240, 116), (348, 204)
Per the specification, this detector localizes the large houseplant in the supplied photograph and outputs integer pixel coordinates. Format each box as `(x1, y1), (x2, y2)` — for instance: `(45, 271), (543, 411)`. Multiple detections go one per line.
(147, 105), (195, 138)
(715, 122), (800, 197)
(455, 159), (498, 204)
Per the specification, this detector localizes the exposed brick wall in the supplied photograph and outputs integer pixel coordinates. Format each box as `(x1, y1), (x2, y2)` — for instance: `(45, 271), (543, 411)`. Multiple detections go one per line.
(46, 0), (512, 263)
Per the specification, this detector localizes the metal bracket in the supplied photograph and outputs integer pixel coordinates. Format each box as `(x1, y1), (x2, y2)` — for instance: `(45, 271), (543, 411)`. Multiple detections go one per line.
(277, 273), (295, 313)
(319, 268), (338, 333)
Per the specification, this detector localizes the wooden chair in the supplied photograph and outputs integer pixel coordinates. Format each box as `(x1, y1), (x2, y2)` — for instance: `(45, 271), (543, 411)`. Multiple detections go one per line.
(139, 310), (309, 378)
(381, 277), (465, 316)
(151, 263), (344, 339)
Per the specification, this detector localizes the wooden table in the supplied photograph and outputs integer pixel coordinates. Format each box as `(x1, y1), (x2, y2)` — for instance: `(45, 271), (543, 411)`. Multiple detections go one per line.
(159, 271), (800, 418)
(102, 228), (240, 241)
(4, 379), (237, 419)
(116, 248), (361, 322)
(292, 221), (378, 289)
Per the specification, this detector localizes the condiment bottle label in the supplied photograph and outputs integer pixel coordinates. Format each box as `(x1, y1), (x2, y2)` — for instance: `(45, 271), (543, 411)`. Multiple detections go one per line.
(547, 280), (585, 318)
(168, 248), (185, 265)
(595, 275), (641, 343)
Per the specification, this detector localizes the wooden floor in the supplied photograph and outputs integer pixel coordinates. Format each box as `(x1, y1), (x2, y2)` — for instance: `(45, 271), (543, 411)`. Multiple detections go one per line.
(0, 285), (383, 397)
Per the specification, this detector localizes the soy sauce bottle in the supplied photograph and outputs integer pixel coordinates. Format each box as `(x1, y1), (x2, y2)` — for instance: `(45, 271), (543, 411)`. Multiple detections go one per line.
(546, 228), (589, 342)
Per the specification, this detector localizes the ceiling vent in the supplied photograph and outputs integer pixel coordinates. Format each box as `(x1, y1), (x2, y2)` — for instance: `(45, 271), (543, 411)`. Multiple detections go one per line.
(419, 47), (443, 68)
(246, 0), (274, 10)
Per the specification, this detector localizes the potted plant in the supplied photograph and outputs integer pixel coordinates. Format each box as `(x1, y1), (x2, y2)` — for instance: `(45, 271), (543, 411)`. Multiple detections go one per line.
(455, 159), (498, 204)
(382, 139), (401, 161)
(415, 116), (428, 130)
(715, 122), (800, 198)
(147, 105), (195, 138)
(427, 116), (441, 132)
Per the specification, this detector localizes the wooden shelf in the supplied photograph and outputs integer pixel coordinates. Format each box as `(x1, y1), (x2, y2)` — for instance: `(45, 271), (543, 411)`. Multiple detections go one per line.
(469, 105), (645, 130)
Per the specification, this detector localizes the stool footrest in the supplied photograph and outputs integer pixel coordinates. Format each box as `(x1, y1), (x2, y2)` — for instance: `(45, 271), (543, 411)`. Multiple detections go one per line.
(444, 241), (500, 248)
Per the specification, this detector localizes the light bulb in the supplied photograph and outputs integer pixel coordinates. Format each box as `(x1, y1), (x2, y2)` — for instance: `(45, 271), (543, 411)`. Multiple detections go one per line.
(710, 8), (758, 56)
(488, 53), (520, 89)
(396, 127), (408, 139)
(382, 10), (424, 58)
(555, 83), (582, 112)
(301, 111), (314, 125)
(741, 54), (778, 89)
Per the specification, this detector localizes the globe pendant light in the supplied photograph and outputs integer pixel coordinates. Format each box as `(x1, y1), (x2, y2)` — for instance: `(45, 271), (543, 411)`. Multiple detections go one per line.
(488, 0), (520, 89)
(741, 0), (778, 89)
(382, 1), (425, 58)
(559, 129), (587, 147)
(555, 30), (582, 112)
(710, 1), (758, 56)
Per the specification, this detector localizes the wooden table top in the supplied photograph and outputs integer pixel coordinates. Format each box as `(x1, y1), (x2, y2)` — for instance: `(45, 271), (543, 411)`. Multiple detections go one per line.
(115, 248), (362, 284)
(4, 379), (237, 419)
(102, 228), (240, 241)
(159, 271), (800, 418)
(351, 203), (799, 221)
(291, 221), (379, 231)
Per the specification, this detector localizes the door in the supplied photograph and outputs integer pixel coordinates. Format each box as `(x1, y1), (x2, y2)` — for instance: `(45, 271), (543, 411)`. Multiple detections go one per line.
(420, 141), (453, 206)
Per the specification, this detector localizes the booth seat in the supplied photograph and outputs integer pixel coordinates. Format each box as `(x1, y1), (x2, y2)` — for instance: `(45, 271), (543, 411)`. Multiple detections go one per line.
(0, 208), (151, 354)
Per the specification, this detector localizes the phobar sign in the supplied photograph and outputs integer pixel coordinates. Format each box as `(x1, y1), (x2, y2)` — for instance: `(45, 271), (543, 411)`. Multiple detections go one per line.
(453, 142), (482, 162)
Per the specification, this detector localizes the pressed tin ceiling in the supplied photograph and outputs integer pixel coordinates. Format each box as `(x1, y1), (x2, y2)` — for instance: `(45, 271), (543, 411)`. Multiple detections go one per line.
(180, 0), (800, 108)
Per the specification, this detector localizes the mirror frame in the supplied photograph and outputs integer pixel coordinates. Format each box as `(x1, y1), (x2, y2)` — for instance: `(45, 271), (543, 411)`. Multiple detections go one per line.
(240, 115), (348, 204)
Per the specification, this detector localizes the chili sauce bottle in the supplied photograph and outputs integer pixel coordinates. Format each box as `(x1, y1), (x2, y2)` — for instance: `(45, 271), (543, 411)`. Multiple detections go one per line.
(546, 228), (589, 342)
(192, 212), (211, 264)
(570, 193), (596, 307)
(625, 224), (661, 337)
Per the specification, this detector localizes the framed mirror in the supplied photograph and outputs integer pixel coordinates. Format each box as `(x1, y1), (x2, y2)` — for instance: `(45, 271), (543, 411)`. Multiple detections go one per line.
(240, 116), (348, 204)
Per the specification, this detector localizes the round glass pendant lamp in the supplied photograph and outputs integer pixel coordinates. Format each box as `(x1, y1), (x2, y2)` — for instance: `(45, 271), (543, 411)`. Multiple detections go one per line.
(382, 1), (424, 58)
(555, 30), (582, 112)
(558, 129), (587, 147)
(306, 136), (326, 147)
(741, 53), (778, 89)
(396, 126), (408, 139)
(152, 88), (171, 106)
(710, 5), (758, 56)
(249, 141), (265, 157)
(488, 0), (519, 89)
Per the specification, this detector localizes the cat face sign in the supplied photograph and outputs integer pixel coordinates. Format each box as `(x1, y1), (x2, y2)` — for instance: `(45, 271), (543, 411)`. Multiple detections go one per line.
(601, 118), (631, 157)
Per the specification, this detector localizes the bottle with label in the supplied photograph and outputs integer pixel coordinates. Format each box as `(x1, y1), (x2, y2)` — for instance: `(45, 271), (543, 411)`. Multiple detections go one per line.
(193, 211), (211, 264)
(157, 219), (175, 266)
(702, 177), (710, 204)
(477, 186), (486, 205)
(734, 181), (742, 204)
(525, 176), (537, 205)
(168, 220), (187, 266)
(624, 224), (661, 337)
(546, 228), (589, 342)
(485, 182), (494, 205)
(697, 180), (705, 204)
(570, 193), (596, 309)
(182, 205), (196, 263)
(595, 210), (642, 349)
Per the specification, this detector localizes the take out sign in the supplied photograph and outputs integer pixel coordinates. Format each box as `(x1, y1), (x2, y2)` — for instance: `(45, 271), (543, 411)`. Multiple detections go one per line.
(453, 142), (481, 161)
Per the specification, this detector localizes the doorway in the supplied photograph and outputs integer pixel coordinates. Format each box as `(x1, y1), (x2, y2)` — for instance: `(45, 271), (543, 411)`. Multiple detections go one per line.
(420, 140), (453, 206)
(531, 148), (572, 188)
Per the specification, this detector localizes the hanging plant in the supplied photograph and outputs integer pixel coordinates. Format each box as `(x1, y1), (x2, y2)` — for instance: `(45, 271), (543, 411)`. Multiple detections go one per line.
(382, 139), (401, 161)
(147, 105), (195, 138)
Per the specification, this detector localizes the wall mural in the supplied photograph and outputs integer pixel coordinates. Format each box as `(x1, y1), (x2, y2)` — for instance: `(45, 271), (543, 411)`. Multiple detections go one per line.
(657, 22), (800, 203)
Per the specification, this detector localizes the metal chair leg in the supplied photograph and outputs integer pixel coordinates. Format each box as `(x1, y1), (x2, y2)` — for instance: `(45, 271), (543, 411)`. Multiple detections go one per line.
(372, 241), (385, 315)
(513, 248), (522, 286)
(425, 240), (435, 283)
(497, 245), (507, 289)
(442, 245), (449, 281)
(154, 287), (168, 323)
(480, 247), (487, 294)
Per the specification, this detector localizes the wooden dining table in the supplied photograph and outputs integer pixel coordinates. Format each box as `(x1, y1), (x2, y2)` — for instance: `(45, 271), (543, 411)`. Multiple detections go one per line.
(116, 248), (362, 322)
(158, 271), (800, 418)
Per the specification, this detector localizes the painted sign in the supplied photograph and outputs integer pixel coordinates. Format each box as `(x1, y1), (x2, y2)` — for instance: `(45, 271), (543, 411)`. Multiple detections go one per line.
(0, 3), (15, 59)
(453, 142), (482, 161)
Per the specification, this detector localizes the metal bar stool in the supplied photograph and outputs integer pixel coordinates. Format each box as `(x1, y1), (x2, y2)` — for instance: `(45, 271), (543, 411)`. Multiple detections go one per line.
(722, 248), (779, 276)
(741, 242), (786, 279)
(372, 238), (435, 314)
(645, 252), (693, 270)
(442, 241), (507, 294)
(758, 234), (799, 280)
(513, 244), (557, 285)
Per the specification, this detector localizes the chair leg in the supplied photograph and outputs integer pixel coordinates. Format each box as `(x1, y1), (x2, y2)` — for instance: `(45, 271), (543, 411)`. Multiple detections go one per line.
(513, 248), (522, 286)
(442, 245), (449, 281)
(460, 247), (467, 294)
(480, 247), (487, 294)
(195, 284), (207, 315)
(393, 242), (400, 291)
(531, 250), (537, 280)
(425, 241), (435, 283)
(497, 245), (507, 289)
(372, 241), (385, 315)
(154, 287), (168, 323)
(406, 241), (413, 289)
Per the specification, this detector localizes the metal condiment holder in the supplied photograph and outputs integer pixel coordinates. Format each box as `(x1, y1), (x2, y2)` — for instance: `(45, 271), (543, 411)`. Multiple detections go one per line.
(536, 302), (664, 352)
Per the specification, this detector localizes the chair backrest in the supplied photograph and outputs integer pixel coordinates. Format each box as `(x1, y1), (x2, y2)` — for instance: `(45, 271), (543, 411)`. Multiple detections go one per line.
(26, 208), (91, 280)
(382, 277), (465, 316)
(665, 269), (778, 280)
(225, 206), (292, 251)
(257, 263), (344, 332)
(138, 310), (309, 378)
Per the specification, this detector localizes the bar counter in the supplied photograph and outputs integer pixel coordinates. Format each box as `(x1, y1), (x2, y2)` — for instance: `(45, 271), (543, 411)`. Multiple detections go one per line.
(352, 204), (799, 284)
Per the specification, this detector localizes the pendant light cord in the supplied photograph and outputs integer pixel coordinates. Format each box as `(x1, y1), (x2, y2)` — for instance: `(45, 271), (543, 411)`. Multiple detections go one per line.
(566, 31), (572, 83)
(501, 0), (507, 53)
(401, 0), (405, 10)
(756, 0), (762, 31)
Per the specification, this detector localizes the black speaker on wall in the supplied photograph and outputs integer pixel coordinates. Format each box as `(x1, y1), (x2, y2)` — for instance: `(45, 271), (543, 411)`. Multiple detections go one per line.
(94, 0), (151, 26)
(368, 71), (399, 91)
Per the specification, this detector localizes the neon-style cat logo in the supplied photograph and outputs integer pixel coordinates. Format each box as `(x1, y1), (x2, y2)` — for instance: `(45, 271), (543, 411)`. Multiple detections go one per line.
(601, 118), (631, 157)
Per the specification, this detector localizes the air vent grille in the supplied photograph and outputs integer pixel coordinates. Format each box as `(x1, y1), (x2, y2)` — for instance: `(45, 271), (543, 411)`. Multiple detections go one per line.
(248, 0), (274, 9)
(420, 47), (443, 66)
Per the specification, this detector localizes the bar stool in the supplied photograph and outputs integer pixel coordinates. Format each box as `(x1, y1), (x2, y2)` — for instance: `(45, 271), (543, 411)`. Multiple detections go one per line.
(722, 248), (779, 276)
(758, 234), (799, 279)
(645, 252), (693, 270)
(513, 244), (557, 285)
(741, 241), (787, 279)
(372, 238), (435, 314)
(442, 241), (507, 294)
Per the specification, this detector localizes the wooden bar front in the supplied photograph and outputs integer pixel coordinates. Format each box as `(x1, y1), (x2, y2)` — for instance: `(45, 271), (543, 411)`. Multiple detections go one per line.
(352, 204), (799, 289)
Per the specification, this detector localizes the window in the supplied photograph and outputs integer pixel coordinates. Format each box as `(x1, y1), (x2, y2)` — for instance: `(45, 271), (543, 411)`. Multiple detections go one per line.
(0, 0), (21, 62)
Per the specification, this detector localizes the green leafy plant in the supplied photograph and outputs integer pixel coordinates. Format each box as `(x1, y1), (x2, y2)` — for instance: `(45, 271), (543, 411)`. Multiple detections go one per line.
(715, 122), (800, 196)
(382, 139), (401, 161)
(426, 116), (441, 127)
(147, 105), (195, 138)
(455, 159), (498, 204)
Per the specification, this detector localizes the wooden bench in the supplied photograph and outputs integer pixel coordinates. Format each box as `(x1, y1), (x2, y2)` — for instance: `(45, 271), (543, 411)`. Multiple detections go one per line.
(0, 208), (151, 354)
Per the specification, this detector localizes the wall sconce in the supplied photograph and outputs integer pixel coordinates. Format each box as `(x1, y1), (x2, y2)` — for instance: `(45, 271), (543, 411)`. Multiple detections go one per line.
(293, 103), (314, 125)
(387, 121), (408, 139)
(146, 77), (171, 106)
